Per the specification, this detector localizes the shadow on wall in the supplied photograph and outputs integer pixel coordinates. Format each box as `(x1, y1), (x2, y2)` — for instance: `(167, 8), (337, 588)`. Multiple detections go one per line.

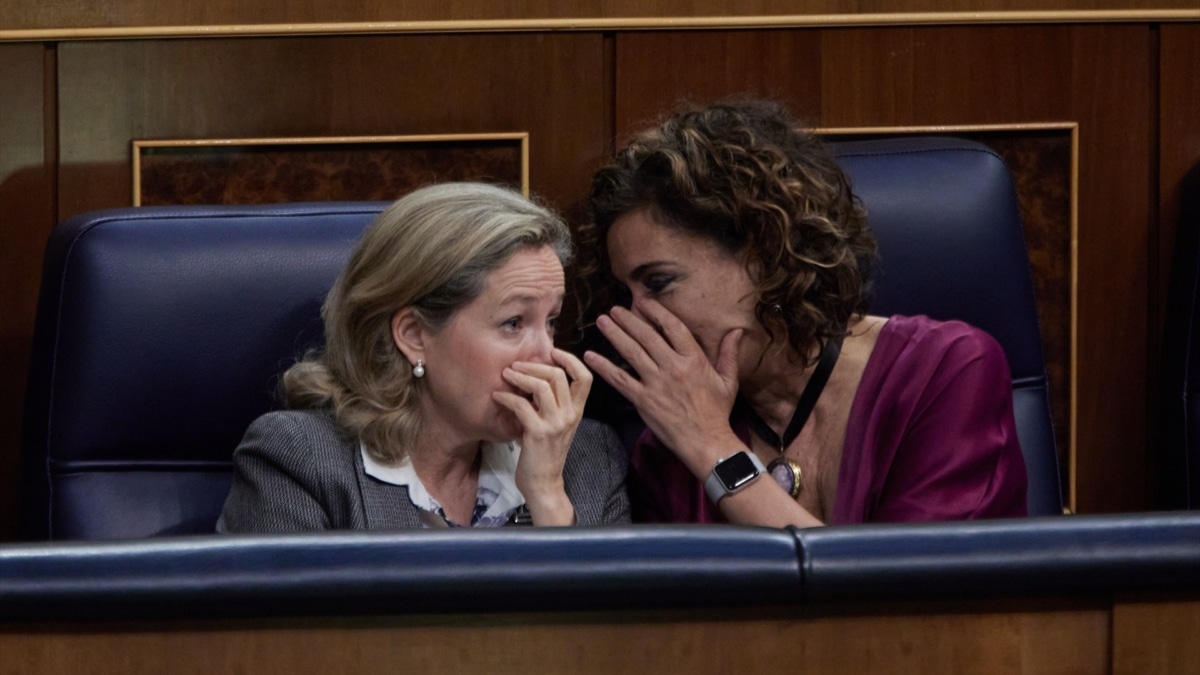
(0, 162), (58, 542)
(1160, 160), (1200, 510)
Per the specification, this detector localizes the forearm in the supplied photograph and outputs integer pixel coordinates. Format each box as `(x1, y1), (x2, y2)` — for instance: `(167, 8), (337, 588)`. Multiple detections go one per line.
(717, 479), (824, 528)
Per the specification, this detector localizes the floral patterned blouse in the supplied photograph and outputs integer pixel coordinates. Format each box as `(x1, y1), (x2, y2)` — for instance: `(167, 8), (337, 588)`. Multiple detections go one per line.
(360, 440), (529, 527)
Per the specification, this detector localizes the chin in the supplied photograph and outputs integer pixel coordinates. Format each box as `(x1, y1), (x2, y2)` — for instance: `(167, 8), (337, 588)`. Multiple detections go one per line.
(488, 411), (523, 443)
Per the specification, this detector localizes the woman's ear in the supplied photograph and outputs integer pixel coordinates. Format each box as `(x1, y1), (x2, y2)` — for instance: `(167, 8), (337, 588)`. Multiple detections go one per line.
(391, 307), (426, 366)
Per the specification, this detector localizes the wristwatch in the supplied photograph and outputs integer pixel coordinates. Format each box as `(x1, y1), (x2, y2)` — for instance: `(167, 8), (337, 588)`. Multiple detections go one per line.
(703, 450), (766, 504)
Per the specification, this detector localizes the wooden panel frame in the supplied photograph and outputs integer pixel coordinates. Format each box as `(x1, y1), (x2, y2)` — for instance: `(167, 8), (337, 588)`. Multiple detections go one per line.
(821, 122), (1079, 512)
(131, 133), (530, 206)
(2, 10), (1200, 42)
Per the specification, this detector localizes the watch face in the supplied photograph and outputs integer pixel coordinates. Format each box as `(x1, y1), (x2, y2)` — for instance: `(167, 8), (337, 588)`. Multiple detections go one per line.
(713, 452), (760, 491)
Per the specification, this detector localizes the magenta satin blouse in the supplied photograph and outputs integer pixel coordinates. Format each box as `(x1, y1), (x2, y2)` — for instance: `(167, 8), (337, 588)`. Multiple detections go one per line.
(626, 315), (1029, 524)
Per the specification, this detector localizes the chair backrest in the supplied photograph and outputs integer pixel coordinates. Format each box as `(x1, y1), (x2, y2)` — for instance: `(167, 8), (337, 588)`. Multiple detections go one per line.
(22, 203), (387, 540)
(587, 136), (1063, 517)
(832, 137), (1062, 516)
(1160, 161), (1200, 509)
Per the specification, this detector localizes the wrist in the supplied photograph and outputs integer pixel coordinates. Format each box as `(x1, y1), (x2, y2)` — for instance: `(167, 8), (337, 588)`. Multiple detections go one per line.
(523, 488), (575, 526)
(703, 450), (767, 504)
(671, 430), (745, 479)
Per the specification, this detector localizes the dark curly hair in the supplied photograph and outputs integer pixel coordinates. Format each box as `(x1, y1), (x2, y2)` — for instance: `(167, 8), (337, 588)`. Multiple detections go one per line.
(579, 98), (877, 367)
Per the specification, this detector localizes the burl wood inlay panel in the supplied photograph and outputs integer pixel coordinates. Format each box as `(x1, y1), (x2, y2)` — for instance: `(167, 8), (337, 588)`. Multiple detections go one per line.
(981, 131), (1074, 492)
(136, 138), (524, 206)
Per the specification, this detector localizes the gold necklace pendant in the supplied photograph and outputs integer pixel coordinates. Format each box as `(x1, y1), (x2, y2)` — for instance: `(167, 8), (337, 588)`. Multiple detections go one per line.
(767, 457), (803, 499)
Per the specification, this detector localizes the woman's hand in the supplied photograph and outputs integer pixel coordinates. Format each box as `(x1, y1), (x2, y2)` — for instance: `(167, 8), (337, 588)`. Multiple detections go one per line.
(492, 348), (592, 526)
(583, 299), (743, 477)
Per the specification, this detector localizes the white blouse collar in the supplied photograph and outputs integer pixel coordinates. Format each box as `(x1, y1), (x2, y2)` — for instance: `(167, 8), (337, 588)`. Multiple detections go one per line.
(360, 440), (526, 525)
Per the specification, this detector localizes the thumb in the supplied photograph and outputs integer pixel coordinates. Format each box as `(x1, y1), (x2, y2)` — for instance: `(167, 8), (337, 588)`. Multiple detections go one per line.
(715, 328), (743, 384)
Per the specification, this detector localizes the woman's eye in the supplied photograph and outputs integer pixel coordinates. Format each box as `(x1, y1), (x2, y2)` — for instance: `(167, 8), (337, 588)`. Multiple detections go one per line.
(502, 317), (522, 332)
(547, 315), (560, 335)
(643, 274), (674, 294)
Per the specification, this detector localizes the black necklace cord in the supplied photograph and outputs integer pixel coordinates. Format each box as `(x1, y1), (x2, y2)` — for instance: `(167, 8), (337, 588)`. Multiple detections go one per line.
(739, 333), (844, 452)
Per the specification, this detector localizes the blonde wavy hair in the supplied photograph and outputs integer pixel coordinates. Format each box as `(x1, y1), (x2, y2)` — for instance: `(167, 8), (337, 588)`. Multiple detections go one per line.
(284, 182), (572, 463)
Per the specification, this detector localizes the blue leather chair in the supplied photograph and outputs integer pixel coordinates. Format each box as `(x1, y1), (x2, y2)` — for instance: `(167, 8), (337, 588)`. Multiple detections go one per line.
(20, 137), (1062, 541)
(835, 138), (1062, 516)
(21, 203), (387, 539)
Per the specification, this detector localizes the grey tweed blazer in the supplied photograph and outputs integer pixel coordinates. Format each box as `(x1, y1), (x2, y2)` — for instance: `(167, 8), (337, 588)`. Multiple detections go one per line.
(217, 410), (630, 532)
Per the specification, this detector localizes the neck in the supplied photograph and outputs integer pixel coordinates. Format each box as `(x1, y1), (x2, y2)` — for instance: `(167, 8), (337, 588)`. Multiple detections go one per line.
(408, 431), (483, 527)
(738, 333), (844, 453)
(409, 410), (485, 491)
(739, 340), (823, 431)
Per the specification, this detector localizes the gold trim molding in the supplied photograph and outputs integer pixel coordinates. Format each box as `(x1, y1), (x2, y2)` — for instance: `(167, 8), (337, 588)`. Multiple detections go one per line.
(3, 11), (1200, 42)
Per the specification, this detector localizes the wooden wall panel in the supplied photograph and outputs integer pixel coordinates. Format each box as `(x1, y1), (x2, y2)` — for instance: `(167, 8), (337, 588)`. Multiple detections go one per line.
(615, 31), (825, 132)
(0, 603), (1111, 675)
(1113, 599), (1200, 674)
(0, 43), (54, 541)
(615, 25), (1153, 513)
(1065, 26), (1154, 513)
(57, 34), (608, 218)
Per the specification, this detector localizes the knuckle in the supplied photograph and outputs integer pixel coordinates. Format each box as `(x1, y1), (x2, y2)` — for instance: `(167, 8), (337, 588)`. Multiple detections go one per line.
(664, 361), (688, 380)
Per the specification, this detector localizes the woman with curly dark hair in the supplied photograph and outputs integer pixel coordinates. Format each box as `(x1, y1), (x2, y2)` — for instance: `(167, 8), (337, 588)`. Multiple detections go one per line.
(580, 99), (1027, 527)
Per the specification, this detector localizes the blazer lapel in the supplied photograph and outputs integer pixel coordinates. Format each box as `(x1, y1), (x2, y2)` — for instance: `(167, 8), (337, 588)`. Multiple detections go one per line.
(352, 445), (424, 530)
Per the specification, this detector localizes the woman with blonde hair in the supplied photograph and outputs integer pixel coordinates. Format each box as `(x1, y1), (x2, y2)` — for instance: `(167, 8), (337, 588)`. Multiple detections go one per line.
(219, 182), (629, 530)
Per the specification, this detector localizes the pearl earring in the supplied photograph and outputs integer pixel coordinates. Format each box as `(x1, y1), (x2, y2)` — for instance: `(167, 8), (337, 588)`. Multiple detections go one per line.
(413, 359), (425, 378)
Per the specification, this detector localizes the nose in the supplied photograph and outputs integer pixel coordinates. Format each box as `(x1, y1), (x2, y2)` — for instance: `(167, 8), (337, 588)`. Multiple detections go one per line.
(628, 293), (650, 322)
(524, 327), (555, 364)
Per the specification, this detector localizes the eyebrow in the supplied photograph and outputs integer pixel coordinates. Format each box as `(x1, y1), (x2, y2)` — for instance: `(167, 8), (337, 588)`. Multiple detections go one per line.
(627, 261), (669, 283)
